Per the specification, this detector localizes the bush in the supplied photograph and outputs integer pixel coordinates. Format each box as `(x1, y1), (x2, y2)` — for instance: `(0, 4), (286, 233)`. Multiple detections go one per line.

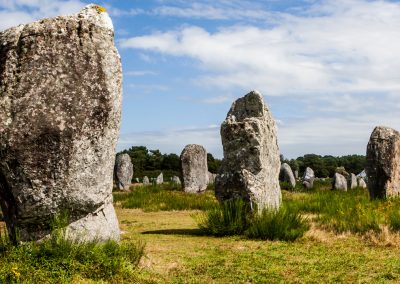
(197, 199), (250, 236)
(0, 214), (144, 283)
(114, 183), (217, 211)
(246, 205), (309, 241)
(197, 200), (309, 241)
(388, 209), (400, 231)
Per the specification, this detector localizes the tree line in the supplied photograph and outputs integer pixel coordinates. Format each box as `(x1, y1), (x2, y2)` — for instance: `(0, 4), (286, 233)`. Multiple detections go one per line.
(118, 146), (365, 180)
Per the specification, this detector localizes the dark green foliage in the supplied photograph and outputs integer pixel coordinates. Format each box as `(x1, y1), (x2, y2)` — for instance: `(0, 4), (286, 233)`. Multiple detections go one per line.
(197, 199), (250, 236)
(113, 183), (217, 211)
(0, 214), (144, 283)
(198, 200), (309, 241)
(207, 153), (222, 174)
(118, 146), (222, 180)
(246, 205), (310, 241)
(282, 154), (366, 178)
(388, 208), (400, 231)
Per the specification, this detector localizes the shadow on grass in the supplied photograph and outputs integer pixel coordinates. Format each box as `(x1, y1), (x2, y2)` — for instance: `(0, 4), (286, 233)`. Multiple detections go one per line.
(141, 228), (204, 236)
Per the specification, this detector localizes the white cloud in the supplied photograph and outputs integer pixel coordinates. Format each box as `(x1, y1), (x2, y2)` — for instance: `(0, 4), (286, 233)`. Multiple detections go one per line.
(125, 70), (158, 76)
(0, 0), (86, 31)
(120, 0), (400, 96)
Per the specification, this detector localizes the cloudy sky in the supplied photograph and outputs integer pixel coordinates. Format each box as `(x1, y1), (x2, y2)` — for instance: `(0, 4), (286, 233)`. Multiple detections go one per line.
(1, 0), (400, 158)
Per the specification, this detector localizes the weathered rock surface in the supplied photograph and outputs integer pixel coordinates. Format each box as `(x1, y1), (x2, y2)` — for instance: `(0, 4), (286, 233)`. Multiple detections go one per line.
(215, 91), (281, 211)
(366, 126), (400, 199)
(302, 167), (315, 189)
(143, 176), (150, 185)
(279, 163), (296, 189)
(294, 170), (299, 179)
(180, 144), (208, 193)
(335, 166), (349, 178)
(358, 178), (367, 189)
(348, 173), (357, 189)
(156, 173), (163, 185)
(0, 4), (121, 242)
(333, 173), (347, 191)
(207, 172), (216, 185)
(172, 176), (181, 185)
(114, 154), (133, 191)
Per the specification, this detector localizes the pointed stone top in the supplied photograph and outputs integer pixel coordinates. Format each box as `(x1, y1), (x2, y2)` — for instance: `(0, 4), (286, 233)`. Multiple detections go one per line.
(227, 90), (266, 121)
(78, 4), (114, 31)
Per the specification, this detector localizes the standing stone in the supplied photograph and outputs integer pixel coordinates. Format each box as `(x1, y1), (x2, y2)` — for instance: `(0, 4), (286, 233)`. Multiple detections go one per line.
(366, 126), (400, 199)
(294, 170), (299, 179)
(172, 176), (181, 185)
(348, 173), (357, 189)
(0, 4), (121, 242)
(358, 178), (367, 189)
(279, 163), (296, 189)
(302, 167), (315, 189)
(335, 166), (349, 178)
(180, 144), (208, 193)
(114, 154), (133, 191)
(143, 176), (150, 185)
(215, 91), (281, 211)
(207, 172), (217, 185)
(156, 173), (164, 185)
(333, 173), (347, 191)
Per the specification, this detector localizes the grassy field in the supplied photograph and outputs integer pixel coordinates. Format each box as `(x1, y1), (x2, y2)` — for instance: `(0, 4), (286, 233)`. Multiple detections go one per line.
(2, 182), (400, 283)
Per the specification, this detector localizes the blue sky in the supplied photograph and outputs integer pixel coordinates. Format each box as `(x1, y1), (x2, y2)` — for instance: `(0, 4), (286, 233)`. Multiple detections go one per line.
(2, 0), (400, 158)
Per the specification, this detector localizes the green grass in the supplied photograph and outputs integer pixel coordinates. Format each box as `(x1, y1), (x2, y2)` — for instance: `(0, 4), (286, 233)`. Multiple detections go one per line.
(197, 199), (250, 236)
(114, 183), (218, 211)
(246, 205), (310, 241)
(0, 214), (144, 283)
(197, 200), (309, 241)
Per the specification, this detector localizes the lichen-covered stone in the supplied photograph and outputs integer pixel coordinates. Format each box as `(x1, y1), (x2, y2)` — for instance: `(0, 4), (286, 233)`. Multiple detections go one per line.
(215, 91), (281, 211)
(366, 126), (400, 199)
(171, 176), (181, 185)
(333, 173), (347, 191)
(207, 172), (216, 185)
(0, 4), (121, 242)
(156, 173), (163, 184)
(143, 176), (150, 185)
(114, 154), (133, 191)
(180, 144), (208, 193)
(302, 167), (315, 189)
(358, 178), (367, 189)
(279, 163), (296, 189)
(348, 173), (357, 189)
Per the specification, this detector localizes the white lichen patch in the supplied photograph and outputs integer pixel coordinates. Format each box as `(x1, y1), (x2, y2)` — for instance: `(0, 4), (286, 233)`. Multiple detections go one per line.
(79, 4), (113, 31)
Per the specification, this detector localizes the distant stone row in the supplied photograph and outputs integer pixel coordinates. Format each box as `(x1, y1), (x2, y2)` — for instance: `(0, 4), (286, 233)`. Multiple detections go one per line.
(114, 145), (217, 191)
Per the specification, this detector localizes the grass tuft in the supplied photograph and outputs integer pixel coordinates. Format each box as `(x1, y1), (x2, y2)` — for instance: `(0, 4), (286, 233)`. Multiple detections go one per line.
(198, 200), (309, 241)
(246, 205), (310, 241)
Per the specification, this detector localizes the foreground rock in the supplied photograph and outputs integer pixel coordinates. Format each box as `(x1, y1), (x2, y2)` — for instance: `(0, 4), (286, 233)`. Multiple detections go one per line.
(348, 173), (357, 189)
(0, 5), (121, 242)
(114, 154), (133, 191)
(366, 126), (400, 198)
(333, 173), (347, 191)
(302, 167), (315, 189)
(180, 144), (208, 193)
(279, 163), (296, 189)
(215, 91), (281, 211)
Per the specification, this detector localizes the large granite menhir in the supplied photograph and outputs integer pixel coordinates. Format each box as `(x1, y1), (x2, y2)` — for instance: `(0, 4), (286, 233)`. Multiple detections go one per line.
(366, 126), (400, 199)
(181, 144), (208, 193)
(0, 4), (121, 242)
(215, 91), (281, 211)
